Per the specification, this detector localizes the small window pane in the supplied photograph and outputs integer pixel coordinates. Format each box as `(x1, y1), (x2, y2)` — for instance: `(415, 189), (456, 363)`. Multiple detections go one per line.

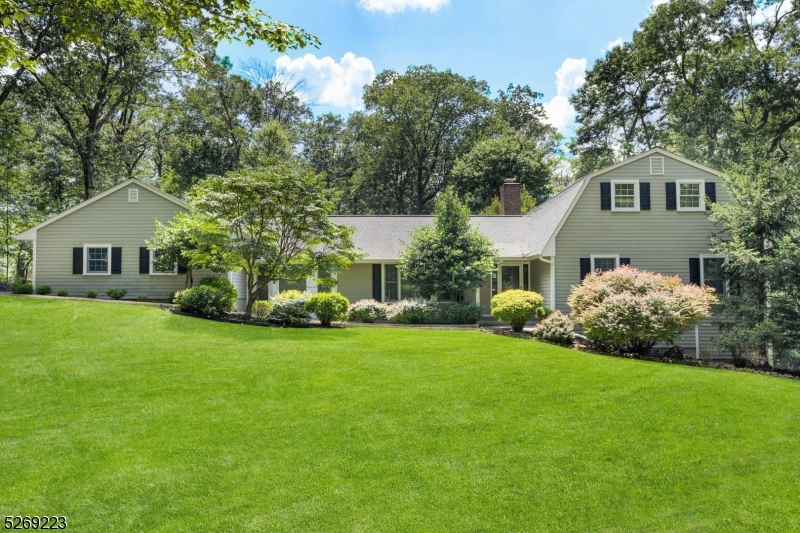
(501, 266), (520, 291)
(614, 183), (635, 208)
(679, 183), (701, 208)
(594, 258), (617, 273)
(87, 247), (108, 273)
(385, 264), (399, 301)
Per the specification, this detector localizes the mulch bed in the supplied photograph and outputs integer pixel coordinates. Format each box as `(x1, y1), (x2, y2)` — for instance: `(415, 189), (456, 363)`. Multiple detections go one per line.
(481, 326), (800, 380)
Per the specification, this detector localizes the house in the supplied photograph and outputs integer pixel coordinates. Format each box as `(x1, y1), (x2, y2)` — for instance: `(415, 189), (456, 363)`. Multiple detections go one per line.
(326, 147), (728, 356)
(17, 148), (727, 355)
(15, 179), (223, 303)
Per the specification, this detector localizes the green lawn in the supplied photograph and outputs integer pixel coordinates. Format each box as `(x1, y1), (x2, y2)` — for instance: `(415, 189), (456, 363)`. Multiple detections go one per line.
(1, 297), (799, 532)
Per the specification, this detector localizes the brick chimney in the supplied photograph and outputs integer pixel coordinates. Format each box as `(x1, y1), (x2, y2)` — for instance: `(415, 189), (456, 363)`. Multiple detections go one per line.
(500, 178), (521, 215)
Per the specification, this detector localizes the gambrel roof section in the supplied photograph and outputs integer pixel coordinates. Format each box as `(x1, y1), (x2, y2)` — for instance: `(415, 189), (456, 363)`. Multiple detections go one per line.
(16, 178), (187, 241)
(535, 148), (724, 257)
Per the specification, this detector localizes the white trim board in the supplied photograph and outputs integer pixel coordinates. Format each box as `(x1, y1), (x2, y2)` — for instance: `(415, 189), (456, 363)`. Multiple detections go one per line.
(16, 178), (187, 241)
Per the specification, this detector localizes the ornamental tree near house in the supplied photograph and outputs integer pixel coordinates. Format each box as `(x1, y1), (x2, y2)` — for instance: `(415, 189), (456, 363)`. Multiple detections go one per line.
(399, 186), (498, 301)
(189, 163), (361, 317)
(148, 212), (231, 287)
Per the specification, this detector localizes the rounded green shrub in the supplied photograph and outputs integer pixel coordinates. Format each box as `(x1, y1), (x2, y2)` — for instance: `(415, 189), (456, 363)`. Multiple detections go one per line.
(85, 289), (98, 298)
(35, 285), (52, 295)
(442, 301), (484, 324)
(306, 292), (350, 327)
(198, 277), (237, 310)
(386, 298), (439, 325)
(347, 299), (387, 323)
(136, 294), (149, 302)
(269, 290), (311, 326)
(532, 310), (575, 346)
(105, 287), (127, 300)
(12, 282), (33, 294)
(252, 300), (272, 320)
(491, 290), (545, 332)
(56, 288), (69, 297)
(174, 285), (233, 316)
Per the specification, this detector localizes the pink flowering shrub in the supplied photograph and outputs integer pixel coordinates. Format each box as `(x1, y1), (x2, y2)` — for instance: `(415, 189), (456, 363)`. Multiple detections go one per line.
(567, 266), (717, 355)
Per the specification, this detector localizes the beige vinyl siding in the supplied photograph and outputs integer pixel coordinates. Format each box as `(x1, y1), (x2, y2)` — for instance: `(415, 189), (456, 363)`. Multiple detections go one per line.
(336, 263), (374, 302)
(35, 185), (213, 299)
(529, 259), (551, 309)
(553, 155), (729, 314)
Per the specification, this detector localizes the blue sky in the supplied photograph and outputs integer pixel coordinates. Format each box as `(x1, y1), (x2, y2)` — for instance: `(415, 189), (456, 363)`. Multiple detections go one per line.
(218, 0), (661, 137)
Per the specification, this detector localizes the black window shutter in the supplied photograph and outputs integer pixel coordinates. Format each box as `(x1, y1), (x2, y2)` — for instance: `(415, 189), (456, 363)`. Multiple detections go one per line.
(689, 258), (701, 285)
(111, 247), (122, 274)
(372, 264), (382, 301)
(580, 258), (591, 281)
(640, 182), (651, 210)
(177, 260), (188, 275)
(600, 182), (611, 210)
(666, 182), (677, 210)
(620, 258), (631, 266)
(705, 181), (716, 209)
(72, 247), (83, 274)
(139, 247), (150, 274)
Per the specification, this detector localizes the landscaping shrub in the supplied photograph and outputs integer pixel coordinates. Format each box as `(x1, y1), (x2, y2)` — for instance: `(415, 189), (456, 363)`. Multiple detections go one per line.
(56, 288), (69, 297)
(532, 311), (575, 346)
(136, 294), (149, 302)
(306, 292), (350, 327)
(491, 290), (546, 332)
(174, 285), (233, 316)
(269, 290), (311, 326)
(85, 289), (98, 298)
(347, 299), (387, 323)
(165, 291), (176, 303)
(568, 265), (716, 355)
(272, 289), (311, 302)
(252, 300), (272, 320)
(12, 282), (33, 294)
(35, 285), (52, 295)
(198, 277), (237, 310)
(442, 301), (484, 324)
(386, 298), (439, 324)
(105, 287), (127, 300)
(0, 280), (10, 292)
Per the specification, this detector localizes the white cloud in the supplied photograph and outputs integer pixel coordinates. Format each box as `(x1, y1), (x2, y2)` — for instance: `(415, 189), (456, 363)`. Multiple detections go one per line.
(358, 0), (448, 14)
(652, 0), (670, 5)
(554, 57), (587, 96)
(274, 52), (376, 110)
(602, 37), (624, 53)
(543, 57), (588, 133)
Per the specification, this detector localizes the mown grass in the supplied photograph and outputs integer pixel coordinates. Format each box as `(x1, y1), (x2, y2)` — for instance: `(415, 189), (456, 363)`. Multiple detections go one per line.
(1, 296), (799, 532)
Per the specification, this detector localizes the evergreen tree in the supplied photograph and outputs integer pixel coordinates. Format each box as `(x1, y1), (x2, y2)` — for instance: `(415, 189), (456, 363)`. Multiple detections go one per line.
(709, 153), (800, 368)
(399, 187), (498, 301)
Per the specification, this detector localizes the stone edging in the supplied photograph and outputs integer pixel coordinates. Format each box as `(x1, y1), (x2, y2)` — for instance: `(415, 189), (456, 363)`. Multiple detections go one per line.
(5, 293), (163, 306)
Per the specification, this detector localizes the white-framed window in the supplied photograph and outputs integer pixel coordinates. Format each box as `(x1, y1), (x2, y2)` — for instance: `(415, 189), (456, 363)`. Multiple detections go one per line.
(591, 254), (619, 273)
(650, 156), (665, 175)
(385, 264), (399, 301)
(677, 179), (705, 211)
(128, 188), (139, 203)
(84, 244), (111, 275)
(150, 249), (177, 275)
(611, 179), (640, 211)
(700, 254), (727, 295)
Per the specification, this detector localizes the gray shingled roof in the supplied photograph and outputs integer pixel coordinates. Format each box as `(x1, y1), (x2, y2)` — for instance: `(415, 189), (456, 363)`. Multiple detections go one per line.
(330, 182), (583, 260)
(525, 179), (585, 256)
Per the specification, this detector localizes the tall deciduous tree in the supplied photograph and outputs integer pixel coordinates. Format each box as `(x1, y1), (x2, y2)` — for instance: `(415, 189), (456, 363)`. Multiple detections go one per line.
(190, 164), (360, 316)
(399, 186), (498, 301)
(356, 66), (491, 214)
